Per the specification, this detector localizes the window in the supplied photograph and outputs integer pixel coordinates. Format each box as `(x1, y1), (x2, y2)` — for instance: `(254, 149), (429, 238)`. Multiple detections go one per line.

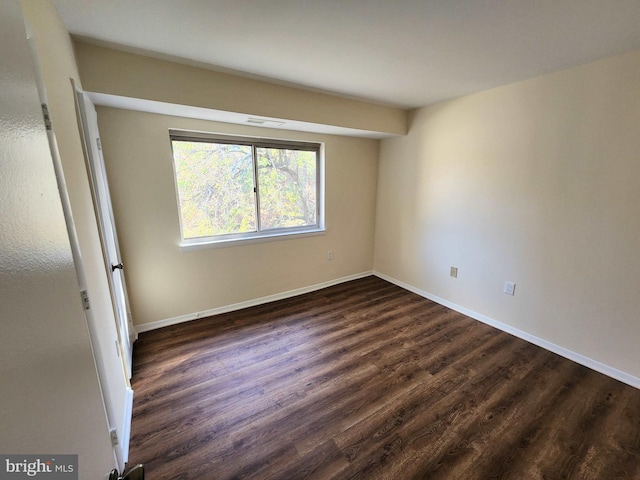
(170, 130), (324, 247)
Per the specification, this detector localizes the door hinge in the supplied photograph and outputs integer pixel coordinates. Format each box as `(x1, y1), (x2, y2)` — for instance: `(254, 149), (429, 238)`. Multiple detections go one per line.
(80, 290), (91, 310)
(96, 137), (102, 151)
(109, 428), (119, 446)
(41, 103), (52, 130)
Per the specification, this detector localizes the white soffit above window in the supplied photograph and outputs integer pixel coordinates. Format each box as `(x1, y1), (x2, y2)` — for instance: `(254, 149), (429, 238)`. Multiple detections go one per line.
(87, 92), (396, 139)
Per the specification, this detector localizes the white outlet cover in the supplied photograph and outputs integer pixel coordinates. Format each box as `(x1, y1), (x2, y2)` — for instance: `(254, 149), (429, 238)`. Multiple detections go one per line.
(504, 282), (516, 295)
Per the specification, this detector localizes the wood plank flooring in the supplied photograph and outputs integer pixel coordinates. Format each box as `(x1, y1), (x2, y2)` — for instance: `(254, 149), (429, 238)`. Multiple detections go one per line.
(128, 276), (640, 479)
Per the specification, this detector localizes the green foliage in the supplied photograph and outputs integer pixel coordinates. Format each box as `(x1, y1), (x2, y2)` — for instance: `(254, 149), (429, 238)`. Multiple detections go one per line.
(172, 140), (317, 239)
(256, 147), (316, 230)
(173, 141), (255, 238)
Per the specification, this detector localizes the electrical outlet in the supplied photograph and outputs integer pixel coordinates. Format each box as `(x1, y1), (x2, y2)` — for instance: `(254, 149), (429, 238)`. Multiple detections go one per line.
(450, 266), (458, 278)
(327, 250), (333, 260)
(504, 281), (516, 296)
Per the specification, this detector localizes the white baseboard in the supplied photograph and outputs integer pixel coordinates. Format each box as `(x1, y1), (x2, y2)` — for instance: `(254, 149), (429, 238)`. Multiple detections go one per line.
(374, 271), (640, 390)
(120, 386), (133, 464)
(135, 269), (639, 389)
(136, 271), (374, 333)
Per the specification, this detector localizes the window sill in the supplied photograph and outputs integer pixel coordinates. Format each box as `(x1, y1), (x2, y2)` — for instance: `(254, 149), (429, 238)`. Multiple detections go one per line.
(179, 227), (326, 252)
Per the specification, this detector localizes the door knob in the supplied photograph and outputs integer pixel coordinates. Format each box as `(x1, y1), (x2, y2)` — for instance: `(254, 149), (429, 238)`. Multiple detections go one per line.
(111, 262), (124, 271)
(109, 464), (144, 480)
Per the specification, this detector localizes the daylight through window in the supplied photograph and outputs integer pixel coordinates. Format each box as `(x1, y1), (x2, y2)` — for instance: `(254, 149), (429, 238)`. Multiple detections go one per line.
(170, 131), (323, 245)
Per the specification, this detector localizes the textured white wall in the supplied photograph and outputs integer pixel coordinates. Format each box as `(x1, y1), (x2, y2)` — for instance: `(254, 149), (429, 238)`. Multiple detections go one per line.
(375, 49), (640, 380)
(0, 1), (114, 477)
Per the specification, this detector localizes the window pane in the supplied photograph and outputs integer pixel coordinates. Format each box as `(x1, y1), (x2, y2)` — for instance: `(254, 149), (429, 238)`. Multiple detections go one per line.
(172, 140), (256, 238)
(256, 147), (317, 230)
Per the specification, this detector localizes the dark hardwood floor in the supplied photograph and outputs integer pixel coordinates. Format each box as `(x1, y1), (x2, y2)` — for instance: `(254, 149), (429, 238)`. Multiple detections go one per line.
(128, 276), (640, 479)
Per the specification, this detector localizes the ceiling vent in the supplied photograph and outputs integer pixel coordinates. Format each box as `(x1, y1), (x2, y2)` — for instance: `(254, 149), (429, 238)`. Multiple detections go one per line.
(247, 117), (286, 127)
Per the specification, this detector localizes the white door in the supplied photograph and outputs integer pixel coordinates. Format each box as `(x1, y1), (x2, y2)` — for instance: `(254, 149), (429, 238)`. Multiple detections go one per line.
(76, 92), (137, 379)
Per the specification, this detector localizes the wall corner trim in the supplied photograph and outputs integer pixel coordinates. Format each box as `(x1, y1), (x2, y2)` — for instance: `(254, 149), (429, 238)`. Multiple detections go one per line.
(136, 271), (374, 333)
(374, 271), (640, 390)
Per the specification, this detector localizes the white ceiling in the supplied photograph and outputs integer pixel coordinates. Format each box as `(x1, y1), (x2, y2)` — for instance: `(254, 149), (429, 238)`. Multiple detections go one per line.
(53, 0), (640, 109)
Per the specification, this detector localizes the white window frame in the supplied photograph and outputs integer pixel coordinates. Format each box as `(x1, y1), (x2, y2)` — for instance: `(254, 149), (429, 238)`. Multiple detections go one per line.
(170, 130), (325, 251)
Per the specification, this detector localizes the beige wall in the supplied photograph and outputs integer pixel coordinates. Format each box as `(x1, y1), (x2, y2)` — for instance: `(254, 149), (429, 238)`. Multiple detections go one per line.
(96, 108), (379, 328)
(74, 41), (407, 136)
(1, 1), (116, 476)
(375, 49), (640, 380)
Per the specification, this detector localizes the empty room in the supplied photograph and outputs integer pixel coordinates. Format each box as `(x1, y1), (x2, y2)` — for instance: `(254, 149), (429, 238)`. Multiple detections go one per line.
(3, 1), (640, 479)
